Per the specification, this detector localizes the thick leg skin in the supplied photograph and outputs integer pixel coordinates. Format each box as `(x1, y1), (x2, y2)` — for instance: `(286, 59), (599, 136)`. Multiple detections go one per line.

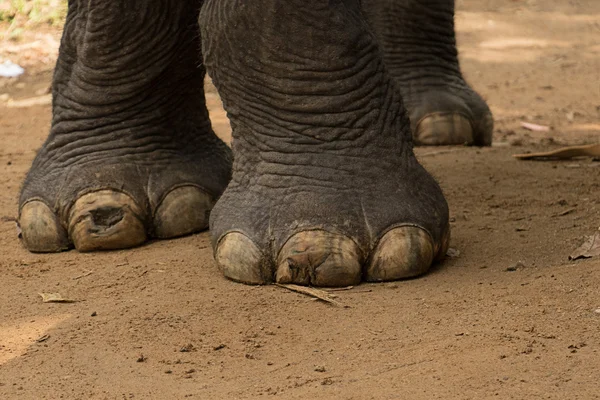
(19, 0), (232, 252)
(363, 0), (493, 146)
(201, 0), (450, 287)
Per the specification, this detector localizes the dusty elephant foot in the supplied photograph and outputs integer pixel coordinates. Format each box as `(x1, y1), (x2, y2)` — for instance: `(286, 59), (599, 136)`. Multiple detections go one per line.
(20, 139), (231, 253)
(20, 184), (222, 252)
(363, 0), (494, 146)
(18, 1), (232, 253)
(202, 0), (450, 287)
(215, 225), (449, 287)
(403, 85), (494, 146)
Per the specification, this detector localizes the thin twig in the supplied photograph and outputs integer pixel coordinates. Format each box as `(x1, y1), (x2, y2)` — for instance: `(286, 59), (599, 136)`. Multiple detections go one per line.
(275, 284), (344, 307)
(325, 286), (354, 292)
(73, 270), (93, 280)
(552, 208), (576, 217)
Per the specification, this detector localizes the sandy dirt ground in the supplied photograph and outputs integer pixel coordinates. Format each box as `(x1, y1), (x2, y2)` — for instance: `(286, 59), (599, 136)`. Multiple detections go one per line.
(1, 1), (599, 399)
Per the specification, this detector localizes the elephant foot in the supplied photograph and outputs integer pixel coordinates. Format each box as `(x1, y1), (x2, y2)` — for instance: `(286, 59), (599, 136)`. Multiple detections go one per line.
(210, 153), (451, 286)
(215, 225), (449, 287)
(361, 0), (494, 146)
(20, 140), (231, 253)
(403, 84), (494, 146)
(18, 1), (232, 253)
(202, 0), (450, 287)
(20, 183), (224, 252)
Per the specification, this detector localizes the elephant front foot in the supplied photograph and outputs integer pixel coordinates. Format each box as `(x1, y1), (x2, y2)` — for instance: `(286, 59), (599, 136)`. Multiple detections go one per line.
(18, 0), (232, 253)
(202, 0), (450, 287)
(19, 135), (232, 253)
(215, 221), (449, 287)
(210, 158), (450, 287)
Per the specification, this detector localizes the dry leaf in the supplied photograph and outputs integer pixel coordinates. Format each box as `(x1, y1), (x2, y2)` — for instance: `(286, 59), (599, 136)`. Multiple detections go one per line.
(514, 144), (600, 160)
(39, 293), (77, 303)
(569, 229), (600, 260)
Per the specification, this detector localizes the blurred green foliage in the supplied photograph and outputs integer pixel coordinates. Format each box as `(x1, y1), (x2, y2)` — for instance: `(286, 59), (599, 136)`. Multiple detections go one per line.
(1, 0), (66, 40)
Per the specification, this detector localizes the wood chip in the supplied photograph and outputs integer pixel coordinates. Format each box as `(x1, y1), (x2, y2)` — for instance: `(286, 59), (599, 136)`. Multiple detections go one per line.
(39, 293), (77, 303)
(275, 284), (344, 307)
(520, 122), (550, 132)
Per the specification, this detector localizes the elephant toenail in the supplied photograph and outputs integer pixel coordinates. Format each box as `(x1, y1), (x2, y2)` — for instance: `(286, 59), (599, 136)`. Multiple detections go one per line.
(414, 113), (474, 146)
(19, 201), (70, 253)
(89, 207), (124, 230)
(276, 231), (362, 287)
(68, 190), (147, 252)
(366, 226), (436, 282)
(154, 186), (214, 239)
(215, 232), (268, 285)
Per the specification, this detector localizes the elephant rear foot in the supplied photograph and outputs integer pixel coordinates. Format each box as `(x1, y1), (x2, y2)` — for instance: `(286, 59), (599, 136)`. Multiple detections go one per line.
(19, 1), (231, 253)
(364, 0), (494, 146)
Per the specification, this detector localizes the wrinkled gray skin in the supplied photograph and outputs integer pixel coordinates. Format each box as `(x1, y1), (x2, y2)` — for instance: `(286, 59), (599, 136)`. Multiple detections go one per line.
(18, 0), (493, 287)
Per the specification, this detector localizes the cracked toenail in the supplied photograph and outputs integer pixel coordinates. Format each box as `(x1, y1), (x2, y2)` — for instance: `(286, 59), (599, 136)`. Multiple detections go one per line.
(90, 207), (124, 229)
(276, 231), (362, 287)
(69, 190), (146, 252)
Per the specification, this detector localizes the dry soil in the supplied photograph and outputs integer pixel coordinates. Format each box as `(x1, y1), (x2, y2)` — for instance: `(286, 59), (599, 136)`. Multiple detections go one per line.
(1, 1), (599, 399)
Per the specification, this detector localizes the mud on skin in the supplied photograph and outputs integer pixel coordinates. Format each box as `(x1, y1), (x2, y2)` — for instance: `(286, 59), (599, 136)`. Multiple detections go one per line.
(17, 0), (495, 287)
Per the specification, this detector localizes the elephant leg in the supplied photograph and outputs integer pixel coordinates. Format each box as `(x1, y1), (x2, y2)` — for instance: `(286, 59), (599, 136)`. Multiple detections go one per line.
(19, 0), (232, 252)
(201, 0), (450, 286)
(363, 0), (493, 145)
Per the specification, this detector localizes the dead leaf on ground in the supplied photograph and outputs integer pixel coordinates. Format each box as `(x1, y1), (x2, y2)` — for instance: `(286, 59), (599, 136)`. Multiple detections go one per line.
(569, 229), (600, 260)
(39, 293), (77, 303)
(514, 143), (600, 160)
